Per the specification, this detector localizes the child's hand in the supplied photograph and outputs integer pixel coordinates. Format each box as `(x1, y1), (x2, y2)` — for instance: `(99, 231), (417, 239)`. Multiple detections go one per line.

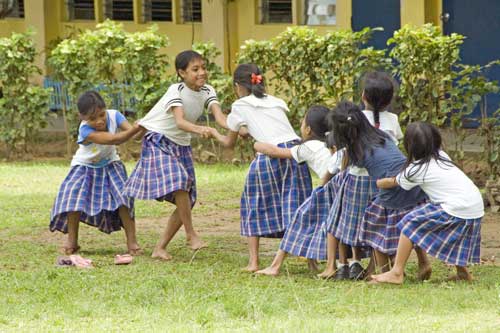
(253, 142), (273, 154)
(376, 177), (398, 189)
(198, 126), (214, 139)
(238, 127), (250, 139)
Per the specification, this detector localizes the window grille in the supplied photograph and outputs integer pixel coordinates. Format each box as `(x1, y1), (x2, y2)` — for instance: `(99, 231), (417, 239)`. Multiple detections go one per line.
(143, 0), (172, 22)
(181, 0), (201, 23)
(261, 0), (292, 24)
(104, 0), (133, 21)
(67, 0), (95, 20)
(5, 0), (24, 18)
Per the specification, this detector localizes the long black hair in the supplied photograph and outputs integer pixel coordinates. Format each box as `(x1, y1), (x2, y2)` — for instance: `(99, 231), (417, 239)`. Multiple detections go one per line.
(233, 63), (266, 98)
(362, 71), (394, 128)
(77, 91), (106, 117)
(403, 121), (454, 179)
(326, 101), (388, 166)
(304, 105), (330, 141)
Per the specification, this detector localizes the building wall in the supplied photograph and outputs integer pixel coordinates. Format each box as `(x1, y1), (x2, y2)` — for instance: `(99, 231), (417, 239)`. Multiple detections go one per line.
(0, 0), (443, 75)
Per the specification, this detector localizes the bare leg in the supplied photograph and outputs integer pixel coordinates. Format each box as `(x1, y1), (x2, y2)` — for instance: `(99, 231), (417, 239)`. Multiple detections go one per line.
(448, 266), (473, 282)
(255, 249), (287, 276)
(371, 234), (414, 284)
(352, 246), (362, 261)
(118, 206), (141, 255)
(364, 254), (375, 280)
(152, 209), (182, 260)
(307, 259), (319, 272)
(174, 190), (207, 250)
(373, 250), (390, 273)
(243, 236), (259, 272)
(64, 212), (80, 254)
(414, 246), (432, 281)
(318, 234), (338, 278)
(338, 243), (349, 265)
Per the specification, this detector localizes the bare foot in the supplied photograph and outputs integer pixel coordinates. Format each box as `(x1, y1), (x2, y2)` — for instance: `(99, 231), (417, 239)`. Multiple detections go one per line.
(241, 264), (259, 273)
(186, 237), (208, 251)
(127, 243), (143, 256)
(417, 263), (432, 281)
(151, 247), (172, 261)
(307, 259), (319, 272)
(317, 268), (335, 279)
(255, 266), (279, 276)
(447, 267), (473, 282)
(370, 270), (404, 285)
(62, 245), (80, 255)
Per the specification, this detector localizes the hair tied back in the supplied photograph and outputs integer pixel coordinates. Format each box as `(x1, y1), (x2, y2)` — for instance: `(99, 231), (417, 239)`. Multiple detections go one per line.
(251, 73), (262, 85)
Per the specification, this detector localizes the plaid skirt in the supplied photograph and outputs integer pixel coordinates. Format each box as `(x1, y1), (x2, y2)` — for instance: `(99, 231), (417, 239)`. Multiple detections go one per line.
(329, 174), (378, 246)
(124, 132), (196, 206)
(398, 203), (482, 266)
(360, 200), (421, 255)
(240, 141), (312, 238)
(279, 172), (345, 259)
(50, 161), (133, 234)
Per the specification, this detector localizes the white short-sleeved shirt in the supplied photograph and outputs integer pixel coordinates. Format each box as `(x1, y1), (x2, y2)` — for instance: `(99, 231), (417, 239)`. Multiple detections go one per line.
(396, 151), (484, 219)
(138, 83), (219, 146)
(327, 149), (345, 176)
(290, 140), (332, 179)
(349, 110), (403, 176)
(71, 109), (124, 168)
(227, 94), (300, 145)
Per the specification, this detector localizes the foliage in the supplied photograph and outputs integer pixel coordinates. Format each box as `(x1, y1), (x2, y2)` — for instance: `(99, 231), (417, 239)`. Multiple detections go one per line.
(238, 27), (389, 128)
(0, 30), (49, 158)
(48, 20), (170, 155)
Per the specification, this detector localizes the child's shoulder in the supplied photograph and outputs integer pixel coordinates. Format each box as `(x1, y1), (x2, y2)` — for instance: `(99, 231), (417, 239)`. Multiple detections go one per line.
(232, 94), (288, 110)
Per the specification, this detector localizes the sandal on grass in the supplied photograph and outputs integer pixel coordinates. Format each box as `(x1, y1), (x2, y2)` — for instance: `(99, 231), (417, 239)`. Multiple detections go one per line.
(114, 254), (133, 265)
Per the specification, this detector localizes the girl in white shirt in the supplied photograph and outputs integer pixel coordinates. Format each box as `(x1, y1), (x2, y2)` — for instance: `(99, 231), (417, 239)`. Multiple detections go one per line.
(50, 91), (141, 255)
(372, 122), (484, 284)
(253, 105), (346, 276)
(124, 50), (228, 261)
(213, 63), (312, 272)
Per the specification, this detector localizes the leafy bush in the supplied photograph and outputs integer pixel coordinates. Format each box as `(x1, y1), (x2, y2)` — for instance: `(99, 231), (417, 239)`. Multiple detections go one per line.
(0, 30), (49, 158)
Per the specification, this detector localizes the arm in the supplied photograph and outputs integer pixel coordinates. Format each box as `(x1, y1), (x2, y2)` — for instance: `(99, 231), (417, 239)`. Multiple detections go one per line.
(321, 172), (334, 186)
(376, 177), (398, 189)
(209, 103), (229, 130)
(85, 121), (141, 145)
(211, 128), (239, 148)
(253, 142), (293, 159)
(172, 106), (213, 138)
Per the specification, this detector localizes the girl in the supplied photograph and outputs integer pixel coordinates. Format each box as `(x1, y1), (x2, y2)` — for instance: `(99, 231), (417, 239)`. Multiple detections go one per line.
(319, 71), (402, 280)
(212, 63), (312, 272)
(124, 50), (228, 260)
(50, 91), (141, 255)
(372, 122), (484, 284)
(253, 105), (345, 276)
(326, 101), (429, 277)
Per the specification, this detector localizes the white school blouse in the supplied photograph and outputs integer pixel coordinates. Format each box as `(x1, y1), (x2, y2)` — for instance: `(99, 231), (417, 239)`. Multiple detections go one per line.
(396, 150), (484, 219)
(290, 140), (332, 179)
(138, 83), (220, 146)
(226, 94), (300, 145)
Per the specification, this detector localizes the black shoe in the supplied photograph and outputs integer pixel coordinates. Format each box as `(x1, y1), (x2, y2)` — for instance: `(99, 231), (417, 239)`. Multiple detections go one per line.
(349, 262), (365, 280)
(334, 265), (350, 280)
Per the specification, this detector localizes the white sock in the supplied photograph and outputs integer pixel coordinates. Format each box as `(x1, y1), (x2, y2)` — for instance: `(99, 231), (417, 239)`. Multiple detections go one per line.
(349, 260), (361, 267)
(337, 263), (348, 268)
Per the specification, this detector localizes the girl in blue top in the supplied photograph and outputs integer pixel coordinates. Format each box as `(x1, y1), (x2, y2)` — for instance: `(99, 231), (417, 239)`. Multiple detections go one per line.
(50, 91), (141, 255)
(327, 101), (430, 277)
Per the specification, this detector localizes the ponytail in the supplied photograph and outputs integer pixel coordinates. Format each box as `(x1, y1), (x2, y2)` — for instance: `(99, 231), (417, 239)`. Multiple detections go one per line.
(362, 71), (394, 128)
(234, 64), (267, 98)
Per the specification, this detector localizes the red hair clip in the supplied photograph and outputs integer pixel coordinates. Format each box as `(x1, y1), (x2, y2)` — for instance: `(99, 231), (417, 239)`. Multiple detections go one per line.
(251, 73), (262, 85)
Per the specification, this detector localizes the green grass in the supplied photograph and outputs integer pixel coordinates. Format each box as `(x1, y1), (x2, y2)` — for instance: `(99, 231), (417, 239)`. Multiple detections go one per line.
(0, 162), (499, 332)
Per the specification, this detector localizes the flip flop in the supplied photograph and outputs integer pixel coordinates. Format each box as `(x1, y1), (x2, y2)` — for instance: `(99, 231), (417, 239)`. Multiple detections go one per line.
(114, 254), (133, 265)
(69, 255), (93, 268)
(55, 256), (73, 267)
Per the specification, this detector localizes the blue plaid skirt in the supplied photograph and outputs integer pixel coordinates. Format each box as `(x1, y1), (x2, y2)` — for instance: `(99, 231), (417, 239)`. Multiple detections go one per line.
(360, 200), (423, 255)
(50, 161), (133, 234)
(240, 141), (312, 238)
(279, 171), (345, 259)
(124, 132), (196, 206)
(398, 203), (482, 266)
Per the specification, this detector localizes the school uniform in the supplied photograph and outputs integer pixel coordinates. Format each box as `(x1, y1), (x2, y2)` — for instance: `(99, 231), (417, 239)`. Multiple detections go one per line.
(396, 151), (484, 266)
(359, 139), (428, 255)
(279, 143), (345, 259)
(124, 83), (219, 206)
(327, 110), (403, 248)
(227, 94), (312, 238)
(50, 109), (133, 234)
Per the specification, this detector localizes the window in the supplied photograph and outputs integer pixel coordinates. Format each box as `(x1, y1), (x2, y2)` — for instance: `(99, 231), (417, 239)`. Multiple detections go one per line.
(181, 0), (201, 23)
(104, 0), (134, 21)
(261, 0), (292, 24)
(5, 0), (24, 18)
(304, 0), (336, 25)
(143, 0), (172, 22)
(67, 0), (95, 20)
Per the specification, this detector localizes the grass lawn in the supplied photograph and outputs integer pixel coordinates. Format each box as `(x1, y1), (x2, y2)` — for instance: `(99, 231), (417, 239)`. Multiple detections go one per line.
(0, 161), (499, 332)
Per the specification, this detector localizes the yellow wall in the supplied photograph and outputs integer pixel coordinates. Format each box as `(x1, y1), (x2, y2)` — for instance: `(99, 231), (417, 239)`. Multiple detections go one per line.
(0, 0), (443, 75)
